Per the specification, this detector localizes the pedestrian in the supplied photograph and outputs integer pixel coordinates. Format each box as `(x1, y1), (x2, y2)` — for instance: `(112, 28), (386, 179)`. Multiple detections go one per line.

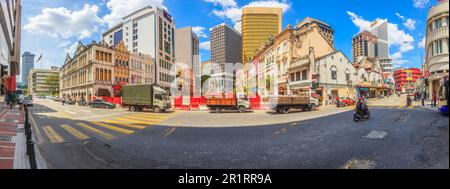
(432, 90), (437, 107)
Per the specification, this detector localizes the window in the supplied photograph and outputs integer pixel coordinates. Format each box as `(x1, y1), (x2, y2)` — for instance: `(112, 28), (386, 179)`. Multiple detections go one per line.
(301, 70), (308, 80)
(296, 72), (300, 81)
(331, 66), (337, 80)
(438, 39), (443, 54)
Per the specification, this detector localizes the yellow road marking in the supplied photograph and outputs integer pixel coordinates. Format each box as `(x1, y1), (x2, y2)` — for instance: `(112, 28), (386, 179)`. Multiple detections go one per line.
(122, 115), (166, 122)
(397, 106), (404, 109)
(42, 126), (65, 143)
(76, 123), (115, 140)
(408, 106), (414, 110)
(113, 117), (160, 125)
(164, 128), (177, 137)
(129, 113), (172, 119)
(101, 120), (146, 129)
(60, 124), (90, 140)
(90, 122), (135, 134)
(58, 112), (72, 119)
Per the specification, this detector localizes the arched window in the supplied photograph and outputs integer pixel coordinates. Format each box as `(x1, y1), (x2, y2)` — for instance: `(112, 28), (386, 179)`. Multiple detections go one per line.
(330, 66), (338, 80)
(345, 69), (351, 82)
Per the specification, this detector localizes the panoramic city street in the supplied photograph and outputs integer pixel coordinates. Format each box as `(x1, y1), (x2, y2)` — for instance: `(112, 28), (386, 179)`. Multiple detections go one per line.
(1, 0), (449, 174)
(28, 95), (448, 169)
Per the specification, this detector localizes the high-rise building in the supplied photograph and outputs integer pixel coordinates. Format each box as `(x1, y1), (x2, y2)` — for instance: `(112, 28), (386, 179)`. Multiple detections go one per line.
(175, 27), (200, 95)
(102, 6), (176, 89)
(369, 19), (393, 73)
(210, 23), (242, 71)
(0, 0), (22, 95)
(242, 7), (282, 64)
(352, 31), (379, 62)
(424, 0), (449, 96)
(21, 51), (35, 86)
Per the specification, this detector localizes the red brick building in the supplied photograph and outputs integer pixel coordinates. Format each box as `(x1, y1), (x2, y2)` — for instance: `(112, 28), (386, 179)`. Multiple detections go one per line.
(393, 68), (422, 93)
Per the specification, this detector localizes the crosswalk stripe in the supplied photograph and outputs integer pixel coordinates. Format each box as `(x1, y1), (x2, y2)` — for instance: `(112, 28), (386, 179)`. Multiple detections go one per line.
(90, 122), (135, 134)
(42, 126), (65, 143)
(101, 120), (146, 129)
(113, 117), (160, 125)
(76, 123), (115, 140)
(60, 124), (90, 140)
(122, 115), (166, 121)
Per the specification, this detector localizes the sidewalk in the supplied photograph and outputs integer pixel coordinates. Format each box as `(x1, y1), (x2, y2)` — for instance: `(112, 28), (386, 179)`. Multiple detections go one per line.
(0, 96), (27, 169)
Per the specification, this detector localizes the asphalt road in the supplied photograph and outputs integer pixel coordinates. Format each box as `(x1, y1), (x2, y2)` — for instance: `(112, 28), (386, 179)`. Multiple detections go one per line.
(29, 97), (449, 169)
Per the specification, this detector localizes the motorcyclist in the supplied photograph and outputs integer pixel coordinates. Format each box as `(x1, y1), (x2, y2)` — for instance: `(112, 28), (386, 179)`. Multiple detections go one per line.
(356, 96), (368, 116)
(407, 95), (412, 106)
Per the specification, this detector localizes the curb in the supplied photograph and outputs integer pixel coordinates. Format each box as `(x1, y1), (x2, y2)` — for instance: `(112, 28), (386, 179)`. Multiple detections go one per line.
(27, 111), (48, 169)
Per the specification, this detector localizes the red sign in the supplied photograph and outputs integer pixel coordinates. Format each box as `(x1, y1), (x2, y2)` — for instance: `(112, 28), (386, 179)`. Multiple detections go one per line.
(425, 71), (431, 78)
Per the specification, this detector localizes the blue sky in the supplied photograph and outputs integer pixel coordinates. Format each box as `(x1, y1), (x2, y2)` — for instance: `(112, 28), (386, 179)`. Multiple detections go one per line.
(19, 0), (436, 82)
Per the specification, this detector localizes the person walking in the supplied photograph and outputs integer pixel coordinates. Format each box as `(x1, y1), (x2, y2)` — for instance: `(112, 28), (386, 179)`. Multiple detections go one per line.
(432, 90), (437, 107)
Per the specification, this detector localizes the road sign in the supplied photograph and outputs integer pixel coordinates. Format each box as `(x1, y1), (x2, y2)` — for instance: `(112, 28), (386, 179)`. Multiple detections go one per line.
(425, 71), (431, 78)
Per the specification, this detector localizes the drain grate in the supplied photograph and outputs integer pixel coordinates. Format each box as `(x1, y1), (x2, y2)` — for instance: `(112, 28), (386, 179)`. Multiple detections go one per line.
(365, 130), (388, 139)
(0, 135), (16, 143)
(342, 158), (376, 169)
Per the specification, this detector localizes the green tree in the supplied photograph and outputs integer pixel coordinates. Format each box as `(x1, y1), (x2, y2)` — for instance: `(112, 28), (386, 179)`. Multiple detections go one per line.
(45, 74), (59, 96)
(265, 76), (271, 91)
(201, 75), (211, 88)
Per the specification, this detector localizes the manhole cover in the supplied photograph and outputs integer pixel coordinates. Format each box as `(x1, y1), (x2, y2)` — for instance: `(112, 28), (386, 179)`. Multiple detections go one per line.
(365, 130), (387, 139)
(342, 158), (376, 169)
(0, 135), (16, 143)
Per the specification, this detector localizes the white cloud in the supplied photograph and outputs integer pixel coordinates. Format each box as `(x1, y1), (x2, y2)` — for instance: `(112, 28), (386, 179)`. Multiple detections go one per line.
(413, 0), (430, 8)
(418, 37), (426, 48)
(102, 0), (164, 27)
(192, 26), (208, 38)
(346, 11), (373, 31)
(395, 13), (416, 30)
(57, 41), (72, 48)
(64, 41), (79, 57)
(200, 41), (210, 51)
(208, 0), (291, 23)
(204, 0), (237, 7)
(24, 4), (104, 39)
(346, 11), (415, 62)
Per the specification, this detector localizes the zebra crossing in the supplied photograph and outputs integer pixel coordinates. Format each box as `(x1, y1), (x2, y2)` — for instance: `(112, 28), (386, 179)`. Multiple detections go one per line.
(38, 113), (175, 144)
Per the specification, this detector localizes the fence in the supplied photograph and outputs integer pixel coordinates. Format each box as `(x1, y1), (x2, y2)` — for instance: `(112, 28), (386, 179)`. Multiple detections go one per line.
(23, 105), (38, 169)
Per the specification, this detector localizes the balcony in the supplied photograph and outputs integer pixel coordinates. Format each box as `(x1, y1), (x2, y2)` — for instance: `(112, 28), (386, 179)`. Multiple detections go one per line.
(94, 80), (112, 86)
(427, 26), (448, 46)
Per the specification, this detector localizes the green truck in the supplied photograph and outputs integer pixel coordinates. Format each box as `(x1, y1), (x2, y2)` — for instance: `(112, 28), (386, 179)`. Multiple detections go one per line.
(122, 84), (171, 113)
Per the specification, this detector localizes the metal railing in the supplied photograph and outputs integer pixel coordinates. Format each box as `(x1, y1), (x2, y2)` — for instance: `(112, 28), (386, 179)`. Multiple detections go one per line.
(23, 105), (37, 169)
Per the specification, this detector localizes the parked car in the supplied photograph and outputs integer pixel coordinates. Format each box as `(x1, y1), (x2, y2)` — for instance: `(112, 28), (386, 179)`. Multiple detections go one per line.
(24, 96), (33, 107)
(53, 97), (60, 101)
(89, 99), (116, 109)
(66, 99), (76, 105)
(337, 97), (355, 107)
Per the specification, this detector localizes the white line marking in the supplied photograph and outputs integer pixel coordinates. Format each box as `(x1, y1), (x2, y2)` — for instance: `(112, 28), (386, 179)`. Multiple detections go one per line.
(79, 110), (92, 113)
(64, 110), (76, 114)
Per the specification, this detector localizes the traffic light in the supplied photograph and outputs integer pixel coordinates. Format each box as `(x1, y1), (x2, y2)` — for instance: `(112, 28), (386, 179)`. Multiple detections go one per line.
(0, 65), (8, 77)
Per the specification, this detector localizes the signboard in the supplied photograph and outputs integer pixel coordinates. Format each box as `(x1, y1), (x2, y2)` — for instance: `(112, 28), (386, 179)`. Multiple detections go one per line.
(425, 71), (431, 78)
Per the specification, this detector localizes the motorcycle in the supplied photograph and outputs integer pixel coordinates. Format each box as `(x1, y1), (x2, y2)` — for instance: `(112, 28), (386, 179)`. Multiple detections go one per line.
(354, 103), (370, 122)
